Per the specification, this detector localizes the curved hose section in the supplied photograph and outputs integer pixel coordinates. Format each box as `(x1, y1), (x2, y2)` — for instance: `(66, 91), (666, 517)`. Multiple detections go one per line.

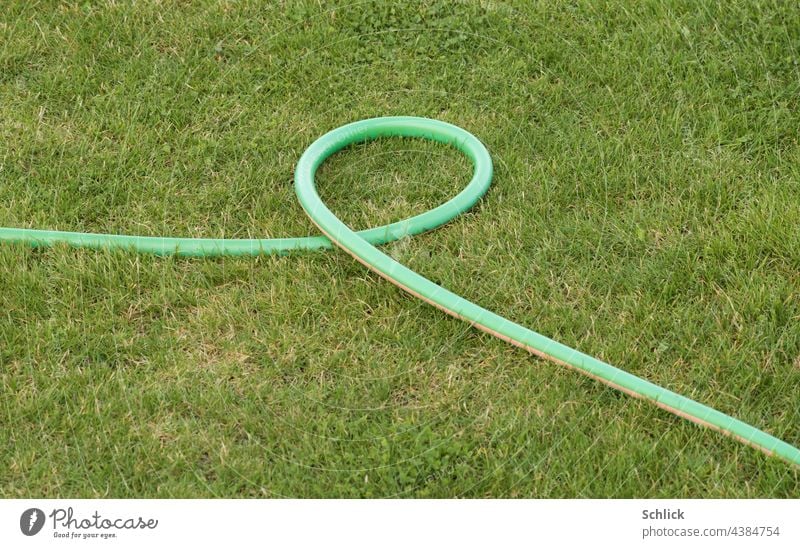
(3, 116), (798, 468)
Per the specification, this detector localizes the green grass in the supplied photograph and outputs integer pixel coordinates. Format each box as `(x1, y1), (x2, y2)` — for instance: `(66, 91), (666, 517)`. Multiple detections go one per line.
(1, 0), (799, 497)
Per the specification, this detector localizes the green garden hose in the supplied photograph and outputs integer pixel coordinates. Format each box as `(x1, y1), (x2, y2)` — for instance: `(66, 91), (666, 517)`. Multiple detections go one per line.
(2, 116), (798, 468)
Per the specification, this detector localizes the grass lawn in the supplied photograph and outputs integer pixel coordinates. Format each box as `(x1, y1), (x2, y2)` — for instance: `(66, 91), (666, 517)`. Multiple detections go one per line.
(1, 0), (799, 497)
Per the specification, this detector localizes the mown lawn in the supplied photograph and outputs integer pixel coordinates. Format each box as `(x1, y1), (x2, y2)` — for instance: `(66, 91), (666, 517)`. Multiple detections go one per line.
(1, 0), (798, 497)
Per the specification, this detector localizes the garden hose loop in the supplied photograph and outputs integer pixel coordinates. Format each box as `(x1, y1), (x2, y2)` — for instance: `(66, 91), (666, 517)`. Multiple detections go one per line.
(2, 116), (798, 468)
